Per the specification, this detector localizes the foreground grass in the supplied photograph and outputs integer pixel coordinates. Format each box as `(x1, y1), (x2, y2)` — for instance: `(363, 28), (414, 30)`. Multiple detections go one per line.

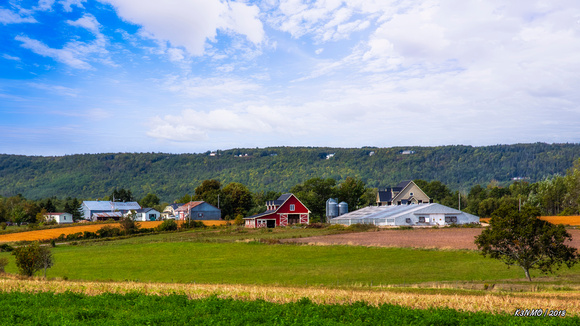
(2, 241), (576, 286)
(0, 279), (578, 324)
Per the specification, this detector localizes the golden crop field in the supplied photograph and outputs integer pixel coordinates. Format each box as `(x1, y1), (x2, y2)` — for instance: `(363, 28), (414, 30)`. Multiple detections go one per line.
(0, 220), (229, 243)
(480, 216), (580, 226)
(0, 278), (578, 316)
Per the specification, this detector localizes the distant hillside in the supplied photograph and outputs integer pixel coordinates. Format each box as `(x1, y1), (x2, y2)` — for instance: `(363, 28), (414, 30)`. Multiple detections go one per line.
(1, 143), (579, 202)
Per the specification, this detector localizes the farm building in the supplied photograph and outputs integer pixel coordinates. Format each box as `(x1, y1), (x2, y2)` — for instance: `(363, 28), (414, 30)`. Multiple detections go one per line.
(44, 212), (73, 224)
(376, 180), (431, 206)
(81, 201), (141, 221)
(244, 193), (310, 228)
(131, 208), (161, 221)
(92, 212), (123, 221)
(175, 201), (221, 220)
(330, 203), (479, 227)
(161, 203), (184, 219)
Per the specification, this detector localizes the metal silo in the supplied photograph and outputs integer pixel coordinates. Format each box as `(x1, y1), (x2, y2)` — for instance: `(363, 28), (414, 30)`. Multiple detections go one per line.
(326, 198), (338, 219)
(338, 201), (348, 216)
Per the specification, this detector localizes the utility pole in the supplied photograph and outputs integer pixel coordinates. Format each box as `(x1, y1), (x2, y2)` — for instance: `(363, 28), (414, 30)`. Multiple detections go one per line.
(458, 192), (461, 210)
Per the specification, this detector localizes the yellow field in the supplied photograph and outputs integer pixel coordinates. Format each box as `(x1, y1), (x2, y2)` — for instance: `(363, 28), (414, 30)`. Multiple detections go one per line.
(541, 216), (580, 226)
(0, 278), (578, 316)
(480, 216), (580, 226)
(0, 220), (229, 243)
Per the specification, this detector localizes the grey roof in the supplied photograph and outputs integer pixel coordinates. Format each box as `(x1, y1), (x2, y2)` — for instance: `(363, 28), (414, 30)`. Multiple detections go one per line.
(266, 193), (293, 207)
(395, 180), (412, 189)
(377, 189), (393, 202)
(244, 209), (276, 219)
(135, 208), (159, 214)
(168, 203), (183, 210)
(331, 203), (478, 222)
(83, 201), (141, 211)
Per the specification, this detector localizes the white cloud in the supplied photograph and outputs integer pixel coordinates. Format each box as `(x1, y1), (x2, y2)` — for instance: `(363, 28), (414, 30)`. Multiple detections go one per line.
(15, 35), (93, 69)
(161, 75), (261, 99)
(59, 0), (85, 12)
(3, 54), (21, 61)
(28, 83), (79, 97)
(0, 9), (37, 24)
(99, 0), (264, 56)
(67, 14), (101, 34)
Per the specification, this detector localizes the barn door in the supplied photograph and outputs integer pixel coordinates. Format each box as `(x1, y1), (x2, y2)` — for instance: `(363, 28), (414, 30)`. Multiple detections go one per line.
(266, 220), (276, 228)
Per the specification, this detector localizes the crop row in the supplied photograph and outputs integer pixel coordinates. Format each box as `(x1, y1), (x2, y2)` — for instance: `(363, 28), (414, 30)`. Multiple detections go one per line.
(1, 290), (578, 325)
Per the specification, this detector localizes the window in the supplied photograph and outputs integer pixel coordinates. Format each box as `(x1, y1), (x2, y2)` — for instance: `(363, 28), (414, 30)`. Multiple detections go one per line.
(409, 192), (414, 196)
(198, 213), (204, 218)
(418, 216), (425, 223)
(290, 204), (295, 211)
(405, 218), (411, 224)
(445, 216), (458, 223)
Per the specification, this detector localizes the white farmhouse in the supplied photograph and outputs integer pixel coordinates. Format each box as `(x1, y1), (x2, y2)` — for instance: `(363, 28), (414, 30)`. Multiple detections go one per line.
(44, 212), (73, 224)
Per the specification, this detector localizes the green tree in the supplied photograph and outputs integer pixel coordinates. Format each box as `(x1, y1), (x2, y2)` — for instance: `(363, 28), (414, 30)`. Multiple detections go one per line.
(193, 180), (222, 208)
(139, 193), (160, 208)
(12, 242), (53, 277)
(119, 212), (140, 234)
(10, 206), (27, 226)
(475, 206), (578, 281)
(111, 188), (135, 202)
(0, 257), (8, 274)
(221, 182), (253, 219)
(291, 177), (337, 222)
(337, 177), (366, 210)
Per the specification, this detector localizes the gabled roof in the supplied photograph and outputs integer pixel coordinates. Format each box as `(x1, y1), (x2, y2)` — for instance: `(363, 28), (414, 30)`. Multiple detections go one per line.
(167, 203), (184, 210)
(135, 208), (159, 214)
(83, 201), (141, 211)
(92, 212), (123, 218)
(245, 193), (309, 219)
(377, 189), (393, 202)
(331, 203), (478, 222)
(175, 201), (204, 211)
(45, 212), (69, 215)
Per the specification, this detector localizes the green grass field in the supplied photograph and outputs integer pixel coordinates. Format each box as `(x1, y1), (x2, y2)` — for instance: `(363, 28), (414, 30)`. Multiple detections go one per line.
(1, 240), (569, 286)
(1, 291), (577, 326)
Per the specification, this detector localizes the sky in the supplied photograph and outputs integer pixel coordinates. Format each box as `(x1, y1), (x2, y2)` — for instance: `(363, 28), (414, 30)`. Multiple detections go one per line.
(1, 0), (580, 156)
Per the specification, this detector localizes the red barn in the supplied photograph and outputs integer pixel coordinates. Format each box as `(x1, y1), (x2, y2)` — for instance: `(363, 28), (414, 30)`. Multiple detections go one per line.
(244, 193), (310, 228)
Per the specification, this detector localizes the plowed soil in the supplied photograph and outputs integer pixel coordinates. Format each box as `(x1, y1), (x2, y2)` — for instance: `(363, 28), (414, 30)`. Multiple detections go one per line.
(282, 228), (580, 250)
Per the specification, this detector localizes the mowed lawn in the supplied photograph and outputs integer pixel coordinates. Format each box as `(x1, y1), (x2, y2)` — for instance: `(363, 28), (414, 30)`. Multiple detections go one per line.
(0, 241), (564, 285)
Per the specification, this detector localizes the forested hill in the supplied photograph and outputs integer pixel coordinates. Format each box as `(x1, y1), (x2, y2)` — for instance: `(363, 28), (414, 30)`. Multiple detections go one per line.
(1, 143), (579, 202)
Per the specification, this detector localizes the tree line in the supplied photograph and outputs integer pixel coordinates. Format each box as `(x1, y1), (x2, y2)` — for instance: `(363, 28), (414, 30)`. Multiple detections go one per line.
(1, 143), (580, 202)
(2, 158), (580, 227)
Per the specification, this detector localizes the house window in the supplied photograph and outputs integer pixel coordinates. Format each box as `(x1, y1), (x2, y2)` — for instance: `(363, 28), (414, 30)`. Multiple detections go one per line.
(406, 218), (411, 224)
(290, 204), (295, 211)
(198, 213), (204, 218)
(418, 216), (425, 223)
(445, 216), (458, 223)
(409, 192), (414, 196)
(397, 201), (401, 205)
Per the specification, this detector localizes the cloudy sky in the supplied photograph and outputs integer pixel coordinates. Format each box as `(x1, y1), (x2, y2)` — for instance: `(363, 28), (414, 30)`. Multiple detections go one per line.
(2, 0), (580, 155)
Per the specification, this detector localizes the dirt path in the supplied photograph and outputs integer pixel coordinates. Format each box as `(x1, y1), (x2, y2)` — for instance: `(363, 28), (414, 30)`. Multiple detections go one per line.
(282, 228), (580, 250)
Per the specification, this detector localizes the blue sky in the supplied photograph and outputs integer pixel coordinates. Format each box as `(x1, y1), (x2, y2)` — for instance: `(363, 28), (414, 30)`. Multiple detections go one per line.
(2, 0), (580, 155)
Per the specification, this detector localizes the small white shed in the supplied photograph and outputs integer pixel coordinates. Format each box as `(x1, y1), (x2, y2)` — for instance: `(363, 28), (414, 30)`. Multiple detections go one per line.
(44, 212), (74, 224)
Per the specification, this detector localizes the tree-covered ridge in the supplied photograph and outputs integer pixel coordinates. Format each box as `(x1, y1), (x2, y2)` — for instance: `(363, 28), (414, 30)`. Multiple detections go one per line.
(1, 143), (579, 202)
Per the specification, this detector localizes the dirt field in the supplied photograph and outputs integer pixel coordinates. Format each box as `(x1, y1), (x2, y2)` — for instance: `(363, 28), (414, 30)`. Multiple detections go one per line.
(282, 228), (580, 250)
(0, 220), (229, 243)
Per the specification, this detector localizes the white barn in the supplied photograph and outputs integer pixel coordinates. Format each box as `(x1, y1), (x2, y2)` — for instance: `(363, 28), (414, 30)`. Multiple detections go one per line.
(329, 203), (479, 227)
(44, 212), (73, 224)
(81, 201), (141, 221)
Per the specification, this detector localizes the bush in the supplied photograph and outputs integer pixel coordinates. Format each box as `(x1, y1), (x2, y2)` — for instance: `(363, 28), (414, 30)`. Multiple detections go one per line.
(0, 244), (14, 252)
(0, 222), (6, 230)
(96, 226), (121, 238)
(119, 216), (141, 235)
(0, 257), (8, 273)
(12, 242), (53, 277)
(158, 219), (178, 232)
(346, 223), (377, 232)
(305, 223), (327, 229)
(180, 220), (205, 230)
